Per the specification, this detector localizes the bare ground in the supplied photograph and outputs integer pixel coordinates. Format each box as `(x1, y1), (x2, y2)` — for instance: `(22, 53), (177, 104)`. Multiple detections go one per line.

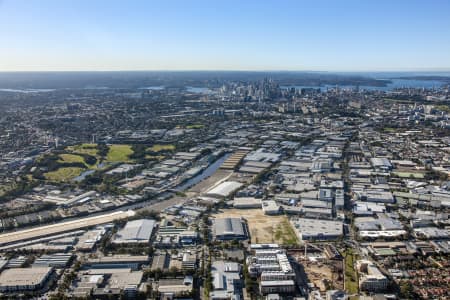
(213, 208), (298, 245)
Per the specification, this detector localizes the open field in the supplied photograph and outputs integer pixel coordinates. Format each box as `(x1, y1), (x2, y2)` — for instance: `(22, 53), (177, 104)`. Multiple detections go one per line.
(186, 124), (204, 129)
(344, 249), (359, 294)
(58, 153), (88, 165)
(67, 143), (99, 156)
(274, 218), (299, 245)
(382, 127), (396, 132)
(213, 208), (299, 245)
(40, 143), (136, 182)
(44, 167), (85, 182)
(148, 144), (175, 152)
(106, 144), (133, 162)
(67, 143), (135, 163)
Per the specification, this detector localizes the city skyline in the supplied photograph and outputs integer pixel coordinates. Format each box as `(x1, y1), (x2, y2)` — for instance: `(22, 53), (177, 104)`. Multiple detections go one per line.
(1, 0), (450, 72)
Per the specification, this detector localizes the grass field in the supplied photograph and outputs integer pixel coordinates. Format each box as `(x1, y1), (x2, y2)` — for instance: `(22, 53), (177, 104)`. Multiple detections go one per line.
(213, 209), (299, 245)
(44, 167), (85, 182)
(106, 144), (133, 162)
(274, 218), (299, 246)
(58, 153), (87, 164)
(392, 171), (425, 179)
(382, 127), (396, 132)
(344, 249), (359, 294)
(186, 124), (204, 129)
(148, 144), (175, 152)
(39, 143), (135, 182)
(67, 143), (99, 156)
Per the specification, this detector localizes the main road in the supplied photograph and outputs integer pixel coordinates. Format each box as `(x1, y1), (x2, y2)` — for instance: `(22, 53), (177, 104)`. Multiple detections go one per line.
(0, 153), (231, 247)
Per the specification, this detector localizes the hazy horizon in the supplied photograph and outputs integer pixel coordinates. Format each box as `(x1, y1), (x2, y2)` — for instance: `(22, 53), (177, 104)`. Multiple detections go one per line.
(1, 70), (450, 74)
(1, 0), (450, 72)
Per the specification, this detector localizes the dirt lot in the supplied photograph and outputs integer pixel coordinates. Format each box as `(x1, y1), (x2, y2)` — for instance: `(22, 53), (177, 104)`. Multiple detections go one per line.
(213, 208), (298, 245)
(304, 262), (335, 291)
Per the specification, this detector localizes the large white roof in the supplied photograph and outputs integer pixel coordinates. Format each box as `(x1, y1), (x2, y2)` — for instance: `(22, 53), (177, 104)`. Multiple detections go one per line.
(113, 219), (155, 243)
(0, 267), (52, 287)
(207, 181), (243, 198)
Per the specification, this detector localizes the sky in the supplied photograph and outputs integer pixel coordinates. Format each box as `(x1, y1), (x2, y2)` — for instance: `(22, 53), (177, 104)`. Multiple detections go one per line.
(1, 0), (450, 72)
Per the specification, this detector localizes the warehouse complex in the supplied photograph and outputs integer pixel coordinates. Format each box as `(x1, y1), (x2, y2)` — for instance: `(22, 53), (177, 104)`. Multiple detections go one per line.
(112, 219), (156, 244)
(291, 218), (343, 241)
(0, 267), (54, 292)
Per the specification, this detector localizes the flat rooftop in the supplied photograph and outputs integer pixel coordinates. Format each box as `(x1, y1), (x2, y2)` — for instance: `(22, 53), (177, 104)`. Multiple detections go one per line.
(0, 267), (52, 287)
(214, 218), (246, 237)
(113, 219), (155, 243)
(292, 218), (343, 238)
(206, 181), (243, 198)
(260, 280), (295, 286)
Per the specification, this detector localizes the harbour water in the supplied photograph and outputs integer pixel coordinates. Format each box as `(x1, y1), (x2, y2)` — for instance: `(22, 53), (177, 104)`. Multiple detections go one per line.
(281, 78), (446, 92)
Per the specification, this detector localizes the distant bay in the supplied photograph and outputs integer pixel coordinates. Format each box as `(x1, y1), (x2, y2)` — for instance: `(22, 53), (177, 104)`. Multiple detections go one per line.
(281, 78), (446, 92)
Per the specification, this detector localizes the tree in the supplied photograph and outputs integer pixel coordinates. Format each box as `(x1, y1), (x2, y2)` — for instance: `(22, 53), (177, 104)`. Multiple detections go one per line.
(130, 144), (147, 161)
(400, 281), (414, 299)
(97, 143), (109, 159)
(169, 266), (180, 277)
(424, 170), (448, 181)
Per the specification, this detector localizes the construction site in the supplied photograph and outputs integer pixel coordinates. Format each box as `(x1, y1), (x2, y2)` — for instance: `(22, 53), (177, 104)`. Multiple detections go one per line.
(288, 243), (345, 293)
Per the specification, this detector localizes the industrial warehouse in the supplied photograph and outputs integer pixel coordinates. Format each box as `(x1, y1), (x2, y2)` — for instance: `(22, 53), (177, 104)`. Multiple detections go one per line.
(291, 218), (343, 241)
(213, 217), (248, 241)
(112, 219), (156, 244)
(0, 267), (54, 293)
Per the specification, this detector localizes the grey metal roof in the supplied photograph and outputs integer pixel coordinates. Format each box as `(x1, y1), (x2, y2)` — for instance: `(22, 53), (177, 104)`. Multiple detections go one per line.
(114, 219), (155, 243)
(214, 218), (245, 237)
